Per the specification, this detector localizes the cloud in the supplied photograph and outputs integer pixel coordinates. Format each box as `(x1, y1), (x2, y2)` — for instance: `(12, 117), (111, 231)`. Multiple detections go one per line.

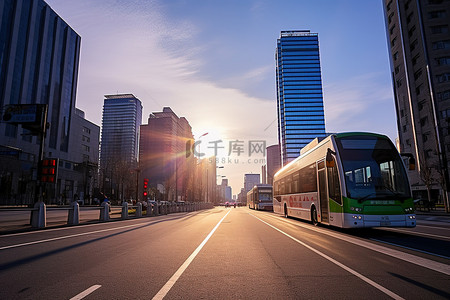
(47, 0), (277, 193)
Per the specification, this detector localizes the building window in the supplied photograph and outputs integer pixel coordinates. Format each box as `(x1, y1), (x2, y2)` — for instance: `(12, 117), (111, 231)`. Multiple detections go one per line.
(394, 51), (399, 61)
(442, 109), (450, 118)
(429, 10), (446, 19)
(400, 109), (405, 117)
(418, 100), (426, 111)
(83, 154), (90, 162)
(387, 0), (393, 11)
(407, 12), (414, 23)
(408, 25), (416, 38)
(436, 57), (450, 65)
(403, 125), (407, 132)
(422, 133), (429, 143)
(406, 139), (411, 146)
(410, 39), (418, 51)
(391, 37), (397, 47)
(437, 73), (450, 83)
(416, 84), (422, 95)
(82, 127), (91, 134)
(390, 25), (396, 35)
(437, 90), (450, 101)
(82, 144), (90, 152)
(82, 135), (90, 143)
(420, 116), (428, 127)
(432, 40), (450, 50)
(397, 79), (402, 87)
(414, 69), (423, 80)
(404, 0), (411, 10)
(412, 54), (420, 65)
(388, 12), (395, 24)
(425, 149), (433, 158)
(431, 25), (449, 34)
(395, 65), (400, 74)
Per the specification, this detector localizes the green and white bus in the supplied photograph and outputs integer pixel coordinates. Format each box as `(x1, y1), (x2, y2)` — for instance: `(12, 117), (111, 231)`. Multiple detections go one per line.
(273, 132), (416, 228)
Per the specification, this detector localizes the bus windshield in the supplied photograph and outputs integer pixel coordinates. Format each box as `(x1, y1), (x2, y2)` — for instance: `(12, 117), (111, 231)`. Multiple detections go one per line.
(259, 193), (272, 202)
(336, 135), (411, 201)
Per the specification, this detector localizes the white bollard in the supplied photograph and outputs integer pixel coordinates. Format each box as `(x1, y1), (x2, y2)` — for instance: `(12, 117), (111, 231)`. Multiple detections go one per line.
(122, 202), (129, 219)
(31, 201), (46, 228)
(100, 202), (110, 221)
(68, 201), (80, 225)
(136, 202), (142, 217)
(147, 200), (152, 217)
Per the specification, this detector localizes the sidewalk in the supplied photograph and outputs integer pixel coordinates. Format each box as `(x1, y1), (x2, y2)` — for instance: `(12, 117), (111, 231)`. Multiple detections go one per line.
(414, 206), (449, 217)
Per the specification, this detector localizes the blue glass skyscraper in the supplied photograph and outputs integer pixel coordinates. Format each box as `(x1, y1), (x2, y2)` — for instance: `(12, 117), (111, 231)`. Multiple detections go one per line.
(276, 30), (326, 166)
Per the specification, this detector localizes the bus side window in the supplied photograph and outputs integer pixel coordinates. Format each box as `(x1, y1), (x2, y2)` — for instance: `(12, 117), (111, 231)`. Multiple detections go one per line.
(327, 158), (342, 204)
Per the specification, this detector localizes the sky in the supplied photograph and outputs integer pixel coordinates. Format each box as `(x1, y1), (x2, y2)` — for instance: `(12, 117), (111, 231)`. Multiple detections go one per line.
(46, 0), (397, 196)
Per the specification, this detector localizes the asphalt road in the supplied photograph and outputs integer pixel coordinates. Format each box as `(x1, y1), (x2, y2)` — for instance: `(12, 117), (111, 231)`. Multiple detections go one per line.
(0, 207), (449, 299)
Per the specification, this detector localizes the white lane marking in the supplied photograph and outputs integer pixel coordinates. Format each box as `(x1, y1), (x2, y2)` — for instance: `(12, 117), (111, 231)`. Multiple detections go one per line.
(251, 214), (404, 300)
(264, 213), (450, 276)
(0, 216), (183, 251)
(152, 209), (231, 300)
(370, 238), (450, 260)
(69, 285), (101, 300)
(1, 213), (197, 238)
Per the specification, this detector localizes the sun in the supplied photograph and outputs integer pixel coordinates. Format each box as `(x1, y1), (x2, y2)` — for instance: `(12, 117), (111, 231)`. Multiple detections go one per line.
(193, 127), (226, 158)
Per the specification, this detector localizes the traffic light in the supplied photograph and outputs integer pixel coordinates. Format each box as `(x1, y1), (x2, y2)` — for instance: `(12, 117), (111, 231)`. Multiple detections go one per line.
(143, 178), (149, 198)
(41, 158), (58, 183)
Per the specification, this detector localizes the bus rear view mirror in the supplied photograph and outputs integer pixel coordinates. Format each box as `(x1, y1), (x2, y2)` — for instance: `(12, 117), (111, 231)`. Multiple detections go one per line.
(326, 148), (335, 168)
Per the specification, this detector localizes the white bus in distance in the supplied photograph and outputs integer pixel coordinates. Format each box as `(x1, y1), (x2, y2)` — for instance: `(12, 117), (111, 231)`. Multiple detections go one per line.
(247, 184), (273, 211)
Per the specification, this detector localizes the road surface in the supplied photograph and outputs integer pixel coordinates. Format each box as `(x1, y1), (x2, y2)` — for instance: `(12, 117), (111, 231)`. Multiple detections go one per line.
(0, 207), (449, 299)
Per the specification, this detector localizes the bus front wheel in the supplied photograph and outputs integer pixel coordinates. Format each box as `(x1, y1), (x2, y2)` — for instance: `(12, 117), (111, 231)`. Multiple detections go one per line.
(311, 207), (318, 226)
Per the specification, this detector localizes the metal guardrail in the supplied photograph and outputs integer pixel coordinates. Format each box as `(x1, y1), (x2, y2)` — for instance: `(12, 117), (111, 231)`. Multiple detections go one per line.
(0, 201), (214, 230)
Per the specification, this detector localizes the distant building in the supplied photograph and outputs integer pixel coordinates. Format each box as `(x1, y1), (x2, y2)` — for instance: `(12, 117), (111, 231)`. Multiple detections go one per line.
(70, 109), (100, 203)
(225, 186), (232, 201)
(99, 94), (142, 200)
(276, 30), (327, 166)
(100, 94), (142, 169)
(0, 0), (96, 204)
(383, 0), (450, 204)
(139, 107), (194, 201)
(218, 178), (232, 202)
(266, 144), (282, 185)
(244, 174), (260, 194)
(261, 165), (267, 184)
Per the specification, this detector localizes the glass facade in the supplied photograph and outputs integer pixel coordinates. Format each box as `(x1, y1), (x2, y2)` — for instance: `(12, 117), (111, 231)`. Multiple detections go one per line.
(100, 95), (143, 170)
(276, 30), (326, 166)
(0, 0), (80, 151)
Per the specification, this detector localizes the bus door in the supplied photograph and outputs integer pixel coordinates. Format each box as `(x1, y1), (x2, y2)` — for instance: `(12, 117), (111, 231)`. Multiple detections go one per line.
(317, 160), (329, 223)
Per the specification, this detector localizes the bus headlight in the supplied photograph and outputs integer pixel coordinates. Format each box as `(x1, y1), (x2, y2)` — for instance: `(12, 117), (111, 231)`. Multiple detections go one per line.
(404, 207), (414, 213)
(408, 215), (416, 219)
(352, 215), (362, 220)
(350, 207), (362, 212)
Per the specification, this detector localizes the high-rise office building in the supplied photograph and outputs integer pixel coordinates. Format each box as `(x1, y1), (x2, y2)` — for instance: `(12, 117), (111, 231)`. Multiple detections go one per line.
(139, 107), (194, 201)
(244, 173), (260, 193)
(99, 94), (142, 200)
(383, 0), (450, 205)
(100, 94), (142, 169)
(0, 0), (94, 204)
(266, 144), (282, 185)
(276, 30), (327, 166)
